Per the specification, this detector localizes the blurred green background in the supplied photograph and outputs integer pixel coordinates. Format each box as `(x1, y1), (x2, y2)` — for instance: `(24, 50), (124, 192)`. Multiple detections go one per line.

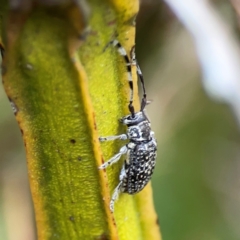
(1, 0), (240, 239)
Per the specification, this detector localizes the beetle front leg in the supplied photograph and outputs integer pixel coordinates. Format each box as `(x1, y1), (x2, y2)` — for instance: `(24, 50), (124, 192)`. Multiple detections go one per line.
(99, 134), (128, 142)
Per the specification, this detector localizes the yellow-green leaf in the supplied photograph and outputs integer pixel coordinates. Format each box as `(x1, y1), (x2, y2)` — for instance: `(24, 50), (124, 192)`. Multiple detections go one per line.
(2, 0), (161, 239)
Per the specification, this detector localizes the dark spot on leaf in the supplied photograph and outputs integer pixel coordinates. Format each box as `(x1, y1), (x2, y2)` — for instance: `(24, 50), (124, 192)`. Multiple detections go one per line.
(95, 233), (109, 240)
(20, 128), (24, 135)
(42, 166), (46, 170)
(70, 139), (76, 144)
(92, 112), (97, 130)
(78, 156), (82, 161)
(156, 217), (159, 226)
(112, 217), (117, 226)
(107, 19), (116, 26)
(69, 216), (74, 222)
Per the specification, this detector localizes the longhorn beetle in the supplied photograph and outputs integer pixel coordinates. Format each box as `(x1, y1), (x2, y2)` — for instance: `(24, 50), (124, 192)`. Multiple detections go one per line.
(99, 40), (157, 212)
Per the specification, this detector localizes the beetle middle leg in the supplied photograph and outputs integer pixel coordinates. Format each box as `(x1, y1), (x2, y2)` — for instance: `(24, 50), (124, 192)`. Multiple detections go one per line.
(98, 145), (128, 169)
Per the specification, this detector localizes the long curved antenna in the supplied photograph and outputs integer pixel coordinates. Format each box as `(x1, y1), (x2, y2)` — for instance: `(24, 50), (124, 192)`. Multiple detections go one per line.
(136, 64), (147, 111)
(130, 46), (147, 111)
(105, 40), (135, 117)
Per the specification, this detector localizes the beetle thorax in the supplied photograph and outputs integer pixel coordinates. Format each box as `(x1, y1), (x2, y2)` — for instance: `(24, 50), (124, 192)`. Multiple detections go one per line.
(127, 120), (151, 142)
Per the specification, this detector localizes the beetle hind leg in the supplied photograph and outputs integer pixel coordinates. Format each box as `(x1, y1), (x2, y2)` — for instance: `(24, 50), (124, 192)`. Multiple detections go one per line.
(110, 181), (123, 212)
(110, 164), (128, 212)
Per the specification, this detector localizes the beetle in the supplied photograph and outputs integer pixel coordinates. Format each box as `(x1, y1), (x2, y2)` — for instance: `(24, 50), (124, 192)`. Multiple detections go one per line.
(99, 40), (157, 212)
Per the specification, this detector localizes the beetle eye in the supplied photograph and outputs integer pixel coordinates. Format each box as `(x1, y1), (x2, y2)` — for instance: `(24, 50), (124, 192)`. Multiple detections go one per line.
(128, 115), (137, 120)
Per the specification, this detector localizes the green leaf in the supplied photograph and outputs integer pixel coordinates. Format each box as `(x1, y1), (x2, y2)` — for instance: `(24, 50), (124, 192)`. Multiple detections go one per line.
(2, 1), (161, 239)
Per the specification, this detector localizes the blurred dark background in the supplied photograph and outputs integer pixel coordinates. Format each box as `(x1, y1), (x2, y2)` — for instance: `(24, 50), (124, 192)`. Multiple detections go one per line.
(1, 0), (240, 239)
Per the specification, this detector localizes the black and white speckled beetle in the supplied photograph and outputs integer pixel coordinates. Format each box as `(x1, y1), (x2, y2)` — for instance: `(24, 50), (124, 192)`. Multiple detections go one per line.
(99, 40), (157, 212)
